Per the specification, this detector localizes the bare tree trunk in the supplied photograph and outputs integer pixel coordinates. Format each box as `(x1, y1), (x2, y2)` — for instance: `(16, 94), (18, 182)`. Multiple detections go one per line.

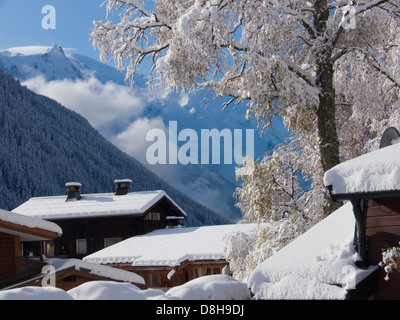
(316, 62), (340, 174)
(315, 0), (341, 215)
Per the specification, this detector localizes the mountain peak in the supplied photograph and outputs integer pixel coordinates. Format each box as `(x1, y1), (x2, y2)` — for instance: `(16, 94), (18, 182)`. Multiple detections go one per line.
(45, 44), (65, 56)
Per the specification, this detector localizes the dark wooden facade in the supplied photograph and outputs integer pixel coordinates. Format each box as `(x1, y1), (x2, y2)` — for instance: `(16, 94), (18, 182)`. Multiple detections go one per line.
(33, 196), (185, 259)
(0, 232), (19, 281)
(0, 216), (59, 288)
(332, 196), (400, 300)
(364, 197), (400, 299)
(114, 260), (228, 289)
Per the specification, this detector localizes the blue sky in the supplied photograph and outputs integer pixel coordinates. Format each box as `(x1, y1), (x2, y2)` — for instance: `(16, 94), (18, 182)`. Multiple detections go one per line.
(0, 0), (109, 60)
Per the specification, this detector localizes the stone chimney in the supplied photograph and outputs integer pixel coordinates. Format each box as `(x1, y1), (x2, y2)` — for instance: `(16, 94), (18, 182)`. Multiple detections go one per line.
(114, 179), (132, 195)
(65, 182), (82, 201)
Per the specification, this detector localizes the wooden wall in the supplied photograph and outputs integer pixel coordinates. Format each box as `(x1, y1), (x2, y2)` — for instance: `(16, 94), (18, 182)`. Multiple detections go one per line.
(364, 198), (400, 299)
(131, 261), (228, 289)
(0, 232), (19, 280)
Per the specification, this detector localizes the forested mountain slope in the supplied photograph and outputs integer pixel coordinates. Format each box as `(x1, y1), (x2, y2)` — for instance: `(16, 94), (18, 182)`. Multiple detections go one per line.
(0, 70), (229, 226)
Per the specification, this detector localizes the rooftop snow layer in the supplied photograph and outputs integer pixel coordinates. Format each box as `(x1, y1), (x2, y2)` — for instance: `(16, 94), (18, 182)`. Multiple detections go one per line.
(46, 258), (145, 285)
(248, 202), (377, 300)
(0, 209), (62, 235)
(84, 224), (260, 267)
(12, 190), (185, 220)
(324, 142), (400, 196)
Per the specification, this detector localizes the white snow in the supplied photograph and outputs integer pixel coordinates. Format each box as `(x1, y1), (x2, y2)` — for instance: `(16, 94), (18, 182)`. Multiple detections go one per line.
(0, 208), (62, 235)
(247, 202), (377, 300)
(324, 142), (400, 196)
(46, 258), (145, 285)
(0, 204), (379, 300)
(12, 190), (186, 220)
(165, 275), (250, 300)
(0, 275), (249, 300)
(0, 46), (53, 56)
(67, 281), (165, 300)
(0, 286), (74, 300)
(83, 223), (260, 267)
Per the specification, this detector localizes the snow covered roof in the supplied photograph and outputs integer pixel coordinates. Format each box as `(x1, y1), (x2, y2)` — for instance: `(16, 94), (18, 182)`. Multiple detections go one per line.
(84, 223), (260, 267)
(324, 142), (400, 199)
(247, 203), (378, 300)
(0, 209), (62, 241)
(12, 190), (186, 220)
(46, 258), (145, 285)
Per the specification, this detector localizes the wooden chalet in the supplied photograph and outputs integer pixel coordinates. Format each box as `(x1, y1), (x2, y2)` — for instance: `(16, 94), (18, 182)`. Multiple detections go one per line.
(83, 224), (259, 289)
(12, 179), (186, 259)
(0, 208), (61, 288)
(0, 208), (144, 291)
(324, 128), (400, 299)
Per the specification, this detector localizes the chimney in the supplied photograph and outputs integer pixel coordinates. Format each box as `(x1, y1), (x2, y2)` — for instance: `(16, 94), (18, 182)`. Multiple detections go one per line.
(114, 179), (132, 195)
(65, 182), (82, 201)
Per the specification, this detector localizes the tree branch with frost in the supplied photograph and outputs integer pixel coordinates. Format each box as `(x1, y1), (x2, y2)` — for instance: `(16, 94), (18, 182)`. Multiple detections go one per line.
(91, 0), (173, 81)
(367, 57), (400, 89)
(332, 0), (392, 49)
(333, 45), (400, 89)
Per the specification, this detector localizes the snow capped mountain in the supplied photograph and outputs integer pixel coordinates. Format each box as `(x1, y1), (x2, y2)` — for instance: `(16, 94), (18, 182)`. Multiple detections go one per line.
(0, 44), (142, 85)
(0, 45), (289, 222)
(0, 45), (84, 81)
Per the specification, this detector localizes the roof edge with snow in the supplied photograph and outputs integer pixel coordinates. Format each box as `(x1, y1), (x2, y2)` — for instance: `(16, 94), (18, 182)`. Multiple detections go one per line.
(324, 142), (400, 198)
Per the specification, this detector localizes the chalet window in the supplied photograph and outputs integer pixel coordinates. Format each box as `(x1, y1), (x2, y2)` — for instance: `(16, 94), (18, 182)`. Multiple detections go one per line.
(195, 268), (202, 278)
(195, 267), (221, 278)
(104, 238), (122, 248)
(144, 212), (161, 221)
(146, 273), (159, 286)
(46, 242), (55, 257)
(213, 268), (221, 274)
(76, 239), (87, 254)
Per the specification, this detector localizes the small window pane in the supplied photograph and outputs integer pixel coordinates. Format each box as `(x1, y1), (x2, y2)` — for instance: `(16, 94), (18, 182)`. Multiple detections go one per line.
(152, 212), (160, 220)
(104, 238), (122, 247)
(213, 268), (221, 274)
(76, 239), (87, 254)
(195, 268), (202, 278)
(152, 274), (158, 285)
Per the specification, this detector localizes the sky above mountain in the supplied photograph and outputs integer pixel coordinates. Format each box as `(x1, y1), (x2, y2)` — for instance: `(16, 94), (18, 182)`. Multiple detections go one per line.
(0, 0), (127, 69)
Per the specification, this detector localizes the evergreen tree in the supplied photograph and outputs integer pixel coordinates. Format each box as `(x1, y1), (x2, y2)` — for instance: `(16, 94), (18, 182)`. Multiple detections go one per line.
(0, 70), (228, 226)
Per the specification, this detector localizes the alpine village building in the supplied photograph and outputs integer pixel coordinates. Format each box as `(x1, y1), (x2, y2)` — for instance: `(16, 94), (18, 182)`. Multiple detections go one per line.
(324, 127), (400, 299)
(0, 207), (145, 290)
(12, 179), (186, 260)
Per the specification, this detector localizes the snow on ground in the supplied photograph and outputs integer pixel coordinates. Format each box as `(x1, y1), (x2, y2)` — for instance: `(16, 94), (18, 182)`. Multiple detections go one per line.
(68, 281), (166, 300)
(165, 275), (250, 300)
(0, 275), (250, 300)
(0, 286), (74, 300)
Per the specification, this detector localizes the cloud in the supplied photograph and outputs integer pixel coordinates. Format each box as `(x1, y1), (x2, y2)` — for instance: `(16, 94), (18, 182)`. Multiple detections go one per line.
(110, 116), (167, 164)
(22, 76), (144, 132)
